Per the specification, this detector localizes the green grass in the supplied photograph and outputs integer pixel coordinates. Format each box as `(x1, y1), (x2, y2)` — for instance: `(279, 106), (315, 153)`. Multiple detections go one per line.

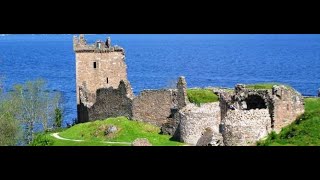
(257, 98), (320, 146)
(246, 83), (282, 89)
(32, 133), (120, 146)
(187, 89), (219, 105)
(32, 117), (184, 146)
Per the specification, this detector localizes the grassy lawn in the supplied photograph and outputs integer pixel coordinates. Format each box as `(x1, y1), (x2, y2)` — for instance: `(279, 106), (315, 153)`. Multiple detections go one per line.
(187, 88), (219, 105)
(32, 117), (184, 146)
(257, 98), (320, 146)
(246, 83), (282, 89)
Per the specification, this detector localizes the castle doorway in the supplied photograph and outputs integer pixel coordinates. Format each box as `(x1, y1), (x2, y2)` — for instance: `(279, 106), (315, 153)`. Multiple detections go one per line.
(245, 95), (267, 110)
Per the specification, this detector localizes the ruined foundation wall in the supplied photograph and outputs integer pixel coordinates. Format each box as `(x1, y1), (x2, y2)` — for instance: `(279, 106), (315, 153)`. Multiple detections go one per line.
(221, 109), (272, 146)
(178, 102), (221, 145)
(132, 89), (178, 126)
(79, 81), (133, 123)
(272, 86), (305, 132)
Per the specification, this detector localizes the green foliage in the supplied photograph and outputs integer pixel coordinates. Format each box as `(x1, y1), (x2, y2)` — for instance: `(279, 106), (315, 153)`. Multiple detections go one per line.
(9, 79), (62, 144)
(31, 133), (54, 146)
(35, 117), (184, 146)
(0, 80), (20, 146)
(257, 98), (320, 146)
(54, 108), (63, 128)
(187, 89), (219, 106)
(0, 108), (20, 146)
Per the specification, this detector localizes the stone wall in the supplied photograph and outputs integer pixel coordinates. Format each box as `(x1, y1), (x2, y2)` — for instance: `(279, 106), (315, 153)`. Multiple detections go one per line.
(272, 85), (305, 132)
(178, 102), (222, 145)
(161, 76), (189, 136)
(75, 51), (128, 104)
(132, 89), (178, 126)
(78, 81), (133, 123)
(221, 109), (272, 146)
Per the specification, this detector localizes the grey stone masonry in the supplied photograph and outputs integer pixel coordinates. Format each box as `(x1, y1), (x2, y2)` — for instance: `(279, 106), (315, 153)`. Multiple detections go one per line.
(179, 102), (221, 145)
(221, 109), (272, 146)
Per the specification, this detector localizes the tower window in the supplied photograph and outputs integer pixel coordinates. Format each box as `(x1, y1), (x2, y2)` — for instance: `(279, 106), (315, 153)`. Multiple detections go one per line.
(107, 78), (109, 84)
(93, 62), (97, 69)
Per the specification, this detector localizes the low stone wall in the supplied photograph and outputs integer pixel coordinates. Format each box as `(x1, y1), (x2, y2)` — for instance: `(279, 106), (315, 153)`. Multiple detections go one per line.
(132, 89), (178, 126)
(221, 109), (272, 146)
(178, 102), (221, 145)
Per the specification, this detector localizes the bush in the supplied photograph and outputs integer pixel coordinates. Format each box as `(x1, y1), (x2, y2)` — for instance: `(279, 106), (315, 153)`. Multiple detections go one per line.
(31, 134), (54, 146)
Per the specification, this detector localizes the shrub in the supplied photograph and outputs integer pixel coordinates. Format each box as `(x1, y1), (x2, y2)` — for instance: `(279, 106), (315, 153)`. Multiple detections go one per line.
(31, 134), (54, 146)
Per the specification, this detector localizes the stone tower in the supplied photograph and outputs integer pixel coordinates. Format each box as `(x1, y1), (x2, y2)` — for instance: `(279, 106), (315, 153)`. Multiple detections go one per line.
(73, 34), (130, 122)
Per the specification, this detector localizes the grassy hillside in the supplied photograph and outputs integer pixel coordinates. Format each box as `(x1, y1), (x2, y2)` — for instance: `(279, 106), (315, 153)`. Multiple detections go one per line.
(32, 117), (184, 146)
(187, 89), (219, 105)
(257, 98), (320, 146)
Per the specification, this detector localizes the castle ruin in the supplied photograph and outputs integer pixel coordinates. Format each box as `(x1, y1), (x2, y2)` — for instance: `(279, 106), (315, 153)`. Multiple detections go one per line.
(73, 35), (132, 123)
(73, 34), (305, 146)
(73, 35), (180, 126)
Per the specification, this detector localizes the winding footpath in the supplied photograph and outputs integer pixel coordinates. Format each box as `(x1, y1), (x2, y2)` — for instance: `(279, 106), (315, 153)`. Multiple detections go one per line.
(50, 133), (131, 145)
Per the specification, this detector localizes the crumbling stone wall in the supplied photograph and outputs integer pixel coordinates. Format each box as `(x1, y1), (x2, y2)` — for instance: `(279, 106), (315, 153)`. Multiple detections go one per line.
(161, 76), (189, 136)
(216, 84), (305, 145)
(178, 102), (222, 145)
(78, 80), (133, 123)
(221, 109), (272, 146)
(132, 89), (178, 126)
(272, 85), (304, 132)
(176, 76), (189, 109)
(219, 92), (233, 120)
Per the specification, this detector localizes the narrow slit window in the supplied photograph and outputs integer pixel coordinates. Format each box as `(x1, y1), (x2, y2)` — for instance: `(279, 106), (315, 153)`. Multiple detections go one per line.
(93, 62), (97, 69)
(107, 78), (109, 84)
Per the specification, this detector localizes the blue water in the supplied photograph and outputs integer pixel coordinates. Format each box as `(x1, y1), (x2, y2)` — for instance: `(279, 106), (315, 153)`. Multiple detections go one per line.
(1, 34), (320, 125)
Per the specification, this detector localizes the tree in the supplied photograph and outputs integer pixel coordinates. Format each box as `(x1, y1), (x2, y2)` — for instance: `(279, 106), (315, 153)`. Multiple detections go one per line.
(54, 107), (62, 128)
(0, 100), (20, 146)
(0, 80), (20, 146)
(10, 79), (62, 144)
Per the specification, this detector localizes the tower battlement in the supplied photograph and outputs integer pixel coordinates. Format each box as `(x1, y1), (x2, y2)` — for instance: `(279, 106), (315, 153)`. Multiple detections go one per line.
(73, 34), (124, 54)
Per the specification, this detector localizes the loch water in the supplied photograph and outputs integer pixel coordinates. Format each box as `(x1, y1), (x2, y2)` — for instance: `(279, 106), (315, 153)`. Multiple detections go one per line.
(1, 34), (319, 125)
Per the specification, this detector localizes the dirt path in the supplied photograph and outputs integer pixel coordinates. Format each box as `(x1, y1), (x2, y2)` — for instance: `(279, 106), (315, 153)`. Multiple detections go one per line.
(51, 133), (131, 145)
